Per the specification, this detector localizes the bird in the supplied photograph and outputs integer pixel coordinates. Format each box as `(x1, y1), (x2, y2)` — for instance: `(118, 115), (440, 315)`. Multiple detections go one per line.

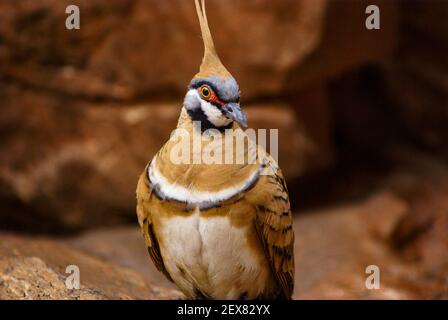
(136, 0), (294, 300)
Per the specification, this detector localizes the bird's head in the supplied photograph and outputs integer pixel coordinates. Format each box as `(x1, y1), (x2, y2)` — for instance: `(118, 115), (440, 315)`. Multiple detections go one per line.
(184, 76), (246, 130)
(184, 0), (247, 130)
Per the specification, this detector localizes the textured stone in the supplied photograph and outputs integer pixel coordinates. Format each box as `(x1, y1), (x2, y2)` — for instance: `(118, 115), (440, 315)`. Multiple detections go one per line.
(382, 0), (448, 155)
(0, 233), (183, 300)
(246, 104), (321, 179)
(0, 86), (177, 232)
(69, 227), (176, 291)
(0, 0), (134, 100)
(287, 0), (398, 90)
(0, 0), (327, 100)
(386, 153), (448, 299)
(294, 192), (416, 299)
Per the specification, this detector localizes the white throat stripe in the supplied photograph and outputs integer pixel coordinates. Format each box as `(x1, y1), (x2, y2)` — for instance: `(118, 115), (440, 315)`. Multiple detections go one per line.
(148, 159), (264, 208)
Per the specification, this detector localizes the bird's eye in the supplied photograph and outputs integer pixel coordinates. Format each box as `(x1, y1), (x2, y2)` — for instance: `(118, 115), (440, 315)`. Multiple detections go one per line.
(199, 85), (211, 99)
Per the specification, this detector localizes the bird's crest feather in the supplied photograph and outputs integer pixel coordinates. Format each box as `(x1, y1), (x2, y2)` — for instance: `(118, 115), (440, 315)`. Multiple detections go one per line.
(194, 0), (232, 79)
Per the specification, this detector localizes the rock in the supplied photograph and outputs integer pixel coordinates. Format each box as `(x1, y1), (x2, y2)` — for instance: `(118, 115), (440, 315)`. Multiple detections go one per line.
(69, 226), (176, 291)
(246, 104), (322, 179)
(294, 192), (417, 299)
(0, 86), (178, 232)
(294, 178), (445, 300)
(0, 0), (135, 100)
(0, 233), (182, 300)
(390, 185), (448, 299)
(382, 0), (448, 155)
(385, 153), (448, 299)
(0, 0), (327, 100)
(287, 0), (399, 90)
(89, 0), (329, 99)
(287, 85), (335, 176)
(0, 0), (399, 100)
(329, 67), (403, 152)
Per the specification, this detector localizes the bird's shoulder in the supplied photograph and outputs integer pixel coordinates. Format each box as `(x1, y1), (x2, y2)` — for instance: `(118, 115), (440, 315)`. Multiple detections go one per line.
(245, 154), (295, 299)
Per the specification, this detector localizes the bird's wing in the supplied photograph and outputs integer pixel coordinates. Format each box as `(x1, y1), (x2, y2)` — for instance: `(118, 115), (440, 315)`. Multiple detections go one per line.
(136, 164), (173, 282)
(252, 160), (294, 299)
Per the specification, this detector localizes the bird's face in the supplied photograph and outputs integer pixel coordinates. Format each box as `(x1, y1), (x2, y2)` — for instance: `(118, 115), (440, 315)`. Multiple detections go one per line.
(184, 76), (247, 130)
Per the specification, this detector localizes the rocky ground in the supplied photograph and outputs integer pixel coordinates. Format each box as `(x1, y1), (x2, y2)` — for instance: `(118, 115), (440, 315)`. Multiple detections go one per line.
(0, 233), (182, 299)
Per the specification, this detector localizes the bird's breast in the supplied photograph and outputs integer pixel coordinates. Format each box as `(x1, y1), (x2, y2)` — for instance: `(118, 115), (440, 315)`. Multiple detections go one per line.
(155, 206), (275, 299)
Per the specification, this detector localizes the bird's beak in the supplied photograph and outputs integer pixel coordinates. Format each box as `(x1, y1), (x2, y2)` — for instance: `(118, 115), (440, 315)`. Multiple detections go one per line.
(223, 102), (247, 128)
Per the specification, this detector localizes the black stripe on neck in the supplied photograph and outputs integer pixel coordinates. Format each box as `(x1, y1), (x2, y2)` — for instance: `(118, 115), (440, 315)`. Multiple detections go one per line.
(186, 108), (232, 133)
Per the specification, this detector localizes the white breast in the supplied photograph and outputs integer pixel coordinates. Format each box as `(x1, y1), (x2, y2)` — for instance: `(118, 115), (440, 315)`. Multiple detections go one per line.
(157, 209), (272, 299)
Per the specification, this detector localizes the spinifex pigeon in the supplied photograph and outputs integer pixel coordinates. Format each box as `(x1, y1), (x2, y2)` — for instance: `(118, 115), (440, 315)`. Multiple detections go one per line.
(136, 0), (294, 299)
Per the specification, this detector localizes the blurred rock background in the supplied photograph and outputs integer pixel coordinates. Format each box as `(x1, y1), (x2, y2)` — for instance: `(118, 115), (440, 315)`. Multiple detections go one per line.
(0, 0), (447, 299)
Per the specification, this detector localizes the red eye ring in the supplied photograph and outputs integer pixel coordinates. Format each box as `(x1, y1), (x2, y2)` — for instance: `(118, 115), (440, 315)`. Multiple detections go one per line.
(198, 85), (225, 107)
